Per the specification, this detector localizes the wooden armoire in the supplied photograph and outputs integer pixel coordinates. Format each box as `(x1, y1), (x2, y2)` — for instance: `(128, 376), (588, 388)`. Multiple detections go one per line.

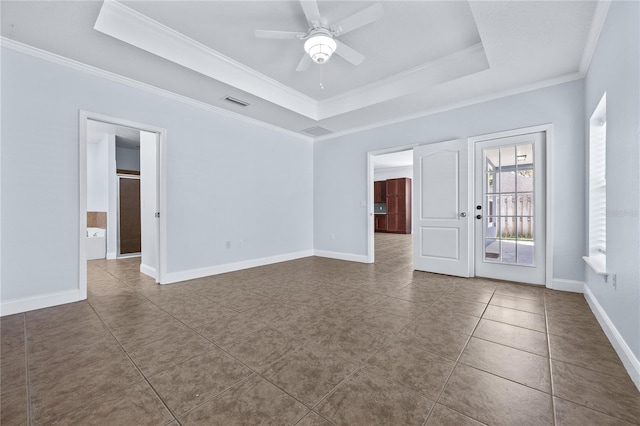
(375, 177), (411, 234)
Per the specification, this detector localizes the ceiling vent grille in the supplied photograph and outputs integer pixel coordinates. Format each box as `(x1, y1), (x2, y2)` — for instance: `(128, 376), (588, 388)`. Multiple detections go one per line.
(223, 96), (250, 107)
(301, 126), (332, 137)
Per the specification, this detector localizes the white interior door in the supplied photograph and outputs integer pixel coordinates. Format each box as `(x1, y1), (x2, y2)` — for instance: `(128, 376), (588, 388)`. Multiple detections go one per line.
(474, 132), (546, 285)
(413, 139), (472, 277)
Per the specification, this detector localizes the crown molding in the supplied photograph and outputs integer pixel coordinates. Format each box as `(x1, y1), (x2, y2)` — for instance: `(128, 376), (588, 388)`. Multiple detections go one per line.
(579, 0), (611, 75)
(317, 43), (489, 120)
(0, 37), (313, 143)
(314, 71), (584, 143)
(94, 1), (491, 123)
(95, 0), (319, 120)
(0, 36), (585, 146)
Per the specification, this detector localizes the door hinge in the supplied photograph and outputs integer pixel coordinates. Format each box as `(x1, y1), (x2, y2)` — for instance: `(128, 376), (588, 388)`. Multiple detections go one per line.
(155, 212), (160, 218)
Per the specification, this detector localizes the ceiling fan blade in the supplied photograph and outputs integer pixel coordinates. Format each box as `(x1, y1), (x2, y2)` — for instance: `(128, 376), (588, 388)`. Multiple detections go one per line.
(334, 40), (365, 65)
(332, 3), (384, 36)
(299, 0), (322, 26)
(255, 29), (305, 39)
(296, 53), (312, 71)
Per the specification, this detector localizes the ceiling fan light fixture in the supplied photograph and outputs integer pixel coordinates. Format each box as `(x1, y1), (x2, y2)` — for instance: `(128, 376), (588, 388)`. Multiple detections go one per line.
(304, 34), (336, 64)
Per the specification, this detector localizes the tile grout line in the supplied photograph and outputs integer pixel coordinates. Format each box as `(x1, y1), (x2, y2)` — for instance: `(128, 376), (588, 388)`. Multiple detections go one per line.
(96, 278), (268, 418)
(23, 313), (32, 426)
(86, 253), (636, 425)
(85, 299), (183, 426)
(543, 293), (639, 425)
(422, 289), (496, 426)
(110, 269), (327, 421)
(303, 307), (440, 422)
(544, 291), (558, 426)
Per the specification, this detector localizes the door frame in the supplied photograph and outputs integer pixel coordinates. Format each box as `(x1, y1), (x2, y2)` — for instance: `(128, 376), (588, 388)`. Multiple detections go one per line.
(366, 144), (417, 263)
(469, 124), (554, 287)
(79, 110), (168, 299)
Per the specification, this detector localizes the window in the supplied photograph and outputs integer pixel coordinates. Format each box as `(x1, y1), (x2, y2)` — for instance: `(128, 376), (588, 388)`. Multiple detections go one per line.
(586, 93), (607, 273)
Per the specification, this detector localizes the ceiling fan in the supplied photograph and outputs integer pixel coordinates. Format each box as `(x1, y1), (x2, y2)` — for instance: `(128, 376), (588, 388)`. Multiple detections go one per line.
(255, 0), (384, 71)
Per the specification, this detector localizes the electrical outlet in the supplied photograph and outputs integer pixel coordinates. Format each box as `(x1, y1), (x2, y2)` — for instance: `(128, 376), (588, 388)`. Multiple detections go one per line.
(225, 241), (231, 249)
(605, 273), (617, 289)
(239, 239), (243, 248)
(330, 233), (335, 240)
(611, 273), (617, 289)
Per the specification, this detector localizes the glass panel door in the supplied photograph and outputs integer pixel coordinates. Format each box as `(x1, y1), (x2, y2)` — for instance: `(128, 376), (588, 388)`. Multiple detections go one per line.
(475, 132), (545, 285)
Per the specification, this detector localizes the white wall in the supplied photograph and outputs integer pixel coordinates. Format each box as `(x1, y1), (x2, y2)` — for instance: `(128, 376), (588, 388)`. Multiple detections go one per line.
(116, 144), (140, 171)
(86, 135), (109, 212)
(315, 79), (586, 282)
(374, 165), (413, 181)
(1, 47), (313, 307)
(584, 1), (640, 385)
(140, 131), (157, 277)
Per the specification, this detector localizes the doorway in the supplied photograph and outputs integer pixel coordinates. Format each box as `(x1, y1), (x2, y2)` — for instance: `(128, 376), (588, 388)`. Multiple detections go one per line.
(411, 125), (552, 286)
(79, 111), (167, 298)
(367, 147), (415, 264)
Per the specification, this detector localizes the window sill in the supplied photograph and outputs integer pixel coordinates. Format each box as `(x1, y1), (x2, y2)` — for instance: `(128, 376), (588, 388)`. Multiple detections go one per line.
(583, 255), (607, 275)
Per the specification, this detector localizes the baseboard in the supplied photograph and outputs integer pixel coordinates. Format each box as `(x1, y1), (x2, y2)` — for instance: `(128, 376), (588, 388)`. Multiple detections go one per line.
(548, 278), (585, 293)
(584, 285), (640, 391)
(162, 250), (314, 284)
(0, 289), (83, 317)
(313, 250), (370, 263)
(140, 263), (156, 280)
(106, 252), (117, 260)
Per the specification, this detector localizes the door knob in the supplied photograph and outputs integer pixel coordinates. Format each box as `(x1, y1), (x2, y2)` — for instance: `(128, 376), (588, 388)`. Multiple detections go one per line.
(460, 212), (467, 217)
(476, 205), (482, 210)
(476, 214), (482, 219)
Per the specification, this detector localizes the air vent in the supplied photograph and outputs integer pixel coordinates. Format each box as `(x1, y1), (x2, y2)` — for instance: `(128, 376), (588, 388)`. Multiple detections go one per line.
(222, 96), (250, 107)
(301, 126), (333, 137)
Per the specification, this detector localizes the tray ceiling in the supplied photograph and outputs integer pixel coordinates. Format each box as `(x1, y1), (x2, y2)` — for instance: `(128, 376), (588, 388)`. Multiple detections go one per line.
(1, 1), (606, 139)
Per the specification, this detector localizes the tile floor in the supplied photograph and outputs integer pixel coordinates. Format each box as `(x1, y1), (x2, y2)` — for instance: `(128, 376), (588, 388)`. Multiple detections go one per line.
(1, 233), (639, 425)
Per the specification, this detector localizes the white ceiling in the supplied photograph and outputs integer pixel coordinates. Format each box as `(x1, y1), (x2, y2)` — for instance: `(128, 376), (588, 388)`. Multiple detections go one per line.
(1, 1), (606, 140)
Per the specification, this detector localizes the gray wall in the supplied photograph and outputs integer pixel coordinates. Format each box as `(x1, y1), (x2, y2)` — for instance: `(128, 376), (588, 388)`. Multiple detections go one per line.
(584, 1), (640, 364)
(314, 80), (586, 283)
(115, 144), (140, 172)
(1, 48), (313, 302)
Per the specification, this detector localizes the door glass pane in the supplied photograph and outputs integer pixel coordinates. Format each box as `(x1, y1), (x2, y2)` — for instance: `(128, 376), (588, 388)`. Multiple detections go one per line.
(485, 239), (500, 261)
(500, 194), (516, 216)
(484, 148), (500, 172)
(516, 241), (534, 265)
(485, 216), (500, 238)
(482, 143), (536, 266)
(500, 146), (516, 167)
(501, 240), (517, 263)
(486, 172), (500, 194)
(517, 216), (533, 240)
(517, 193), (534, 217)
(516, 144), (533, 167)
(500, 216), (516, 239)
(485, 195), (500, 216)
(498, 171), (517, 193)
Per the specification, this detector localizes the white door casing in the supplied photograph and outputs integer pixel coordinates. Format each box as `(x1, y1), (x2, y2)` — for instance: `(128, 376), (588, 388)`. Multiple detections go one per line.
(413, 139), (473, 277)
(140, 130), (159, 281)
(79, 110), (168, 299)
